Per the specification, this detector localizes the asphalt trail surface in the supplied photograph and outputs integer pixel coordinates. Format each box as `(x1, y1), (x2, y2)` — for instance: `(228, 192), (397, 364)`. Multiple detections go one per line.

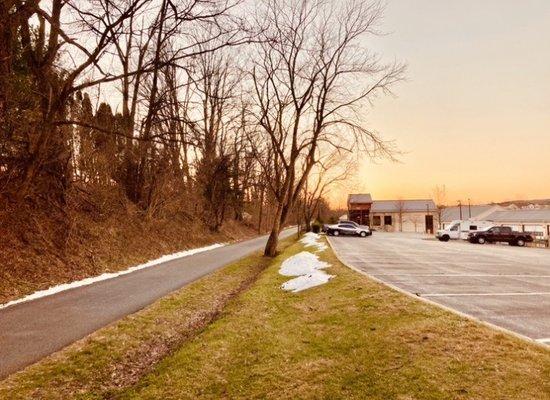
(0, 228), (295, 379)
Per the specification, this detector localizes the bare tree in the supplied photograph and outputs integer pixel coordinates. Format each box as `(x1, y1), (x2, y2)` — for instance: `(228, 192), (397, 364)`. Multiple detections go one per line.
(248, 0), (404, 256)
(433, 184), (447, 228)
(301, 151), (355, 232)
(1, 0), (248, 202)
(1, 0), (406, 260)
(13, 0), (150, 201)
(396, 198), (406, 232)
(407, 214), (422, 233)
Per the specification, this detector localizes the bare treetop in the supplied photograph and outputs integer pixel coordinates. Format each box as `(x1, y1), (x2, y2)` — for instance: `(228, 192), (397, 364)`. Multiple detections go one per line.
(246, 0), (405, 255)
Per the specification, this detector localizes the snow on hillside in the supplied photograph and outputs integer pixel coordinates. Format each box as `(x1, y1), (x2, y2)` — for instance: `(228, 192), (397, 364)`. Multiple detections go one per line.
(0, 243), (226, 310)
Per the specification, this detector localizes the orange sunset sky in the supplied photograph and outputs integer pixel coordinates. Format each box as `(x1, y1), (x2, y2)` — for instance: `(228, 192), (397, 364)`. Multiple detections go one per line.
(331, 0), (550, 207)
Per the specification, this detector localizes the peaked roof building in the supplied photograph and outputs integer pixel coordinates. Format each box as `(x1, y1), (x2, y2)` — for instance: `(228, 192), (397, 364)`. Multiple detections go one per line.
(347, 193), (373, 204)
(371, 199), (436, 213)
(440, 205), (502, 222)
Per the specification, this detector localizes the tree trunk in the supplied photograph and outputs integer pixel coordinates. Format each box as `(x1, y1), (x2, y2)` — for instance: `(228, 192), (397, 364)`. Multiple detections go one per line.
(264, 204), (283, 256)
(264, 225), (279, 257)
(0, 2), (14, 116)
(304, 217), (312, 232)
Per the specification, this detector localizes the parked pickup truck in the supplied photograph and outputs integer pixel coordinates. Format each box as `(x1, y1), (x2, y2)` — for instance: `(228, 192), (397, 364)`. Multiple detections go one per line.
(324, 221), (371, 237)
(467, 226), (534, 247)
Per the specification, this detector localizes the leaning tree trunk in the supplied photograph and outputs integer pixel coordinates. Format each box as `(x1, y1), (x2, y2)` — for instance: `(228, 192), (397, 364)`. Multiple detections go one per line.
(264, 205), (283, 257)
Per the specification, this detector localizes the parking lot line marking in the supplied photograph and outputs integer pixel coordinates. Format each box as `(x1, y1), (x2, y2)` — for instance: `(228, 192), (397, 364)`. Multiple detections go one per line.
(327, 239), (549, 349)
(423, 292), (550, 297)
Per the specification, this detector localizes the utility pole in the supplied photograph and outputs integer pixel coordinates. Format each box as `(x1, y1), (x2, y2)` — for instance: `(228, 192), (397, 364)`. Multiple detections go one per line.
(458, 200), (463, 220)
(468, 198), (472, 219)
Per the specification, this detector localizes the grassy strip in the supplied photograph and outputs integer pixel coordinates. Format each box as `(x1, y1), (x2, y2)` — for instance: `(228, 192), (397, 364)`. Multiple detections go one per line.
(0, 237), (295, 400)
(116, 238), (549, 400)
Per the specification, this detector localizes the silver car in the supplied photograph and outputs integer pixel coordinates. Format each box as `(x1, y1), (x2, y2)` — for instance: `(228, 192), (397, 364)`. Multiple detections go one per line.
(325, 221), (371, 237)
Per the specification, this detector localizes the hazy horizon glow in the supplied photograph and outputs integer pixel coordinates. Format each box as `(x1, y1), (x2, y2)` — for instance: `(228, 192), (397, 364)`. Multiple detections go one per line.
(331, 0), (550, 207)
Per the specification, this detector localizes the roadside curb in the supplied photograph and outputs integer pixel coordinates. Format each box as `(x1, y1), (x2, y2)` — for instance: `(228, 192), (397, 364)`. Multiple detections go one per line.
(326, 237), (550, 351)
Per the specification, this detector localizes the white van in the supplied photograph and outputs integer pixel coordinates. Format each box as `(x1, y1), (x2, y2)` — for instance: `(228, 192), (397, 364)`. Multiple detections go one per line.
(436, 220), (494, 241)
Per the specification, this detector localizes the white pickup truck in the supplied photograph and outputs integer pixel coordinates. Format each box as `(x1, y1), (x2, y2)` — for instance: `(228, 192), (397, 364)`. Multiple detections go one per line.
(436, 220), (494, 241)
(324, 221), (372, 237)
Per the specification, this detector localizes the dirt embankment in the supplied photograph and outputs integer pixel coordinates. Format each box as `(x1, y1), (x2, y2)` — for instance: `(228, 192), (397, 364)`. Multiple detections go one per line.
(0, 190), (257, 304)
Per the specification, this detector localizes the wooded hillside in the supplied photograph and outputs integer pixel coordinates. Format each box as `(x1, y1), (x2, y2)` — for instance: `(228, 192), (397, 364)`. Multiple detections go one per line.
(0, 0), (402, 300)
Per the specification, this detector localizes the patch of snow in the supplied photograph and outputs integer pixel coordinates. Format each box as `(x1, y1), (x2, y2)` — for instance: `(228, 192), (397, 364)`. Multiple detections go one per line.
(279, 250), (333, 293)
(0, 242), (226, 310)
(300, 232), (327, 252)
(279, 251), (329, 276)
(281, 271), (333, 293)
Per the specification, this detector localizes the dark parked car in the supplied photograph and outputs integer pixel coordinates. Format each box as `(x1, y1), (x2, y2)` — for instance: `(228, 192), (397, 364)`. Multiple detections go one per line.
(468, 226), (534, 247)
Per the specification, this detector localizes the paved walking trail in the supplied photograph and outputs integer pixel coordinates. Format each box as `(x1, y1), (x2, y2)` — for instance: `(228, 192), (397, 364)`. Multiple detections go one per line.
(0, 229), (295, 379)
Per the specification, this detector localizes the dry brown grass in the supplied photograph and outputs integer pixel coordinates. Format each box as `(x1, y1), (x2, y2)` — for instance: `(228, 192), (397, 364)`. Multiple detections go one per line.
(0, 189), (257, 304)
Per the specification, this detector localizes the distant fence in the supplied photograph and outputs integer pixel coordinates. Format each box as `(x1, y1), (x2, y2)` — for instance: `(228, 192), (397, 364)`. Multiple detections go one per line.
(531, 239), (549, 248)
(506, 226), (549, 248)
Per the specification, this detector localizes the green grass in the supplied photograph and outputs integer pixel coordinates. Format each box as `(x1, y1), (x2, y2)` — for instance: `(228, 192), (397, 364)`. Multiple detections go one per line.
(115, 238), (549, 400)
(2, 235), (549, 399)
(0, 237), (296, 400)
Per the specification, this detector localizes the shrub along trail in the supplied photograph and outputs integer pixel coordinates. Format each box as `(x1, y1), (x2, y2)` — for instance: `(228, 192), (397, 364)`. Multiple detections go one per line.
(2, 235), (549, 400)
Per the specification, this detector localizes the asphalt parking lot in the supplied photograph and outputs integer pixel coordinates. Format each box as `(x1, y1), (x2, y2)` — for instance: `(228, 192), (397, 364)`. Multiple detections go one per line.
(328, 232), (550, 345)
